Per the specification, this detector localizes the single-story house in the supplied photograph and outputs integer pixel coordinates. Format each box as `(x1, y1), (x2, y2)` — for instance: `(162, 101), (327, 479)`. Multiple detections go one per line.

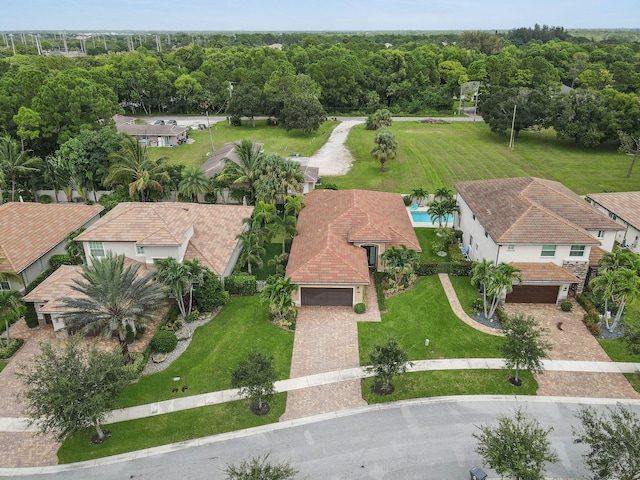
(286, 189), (421, 306)
(586, 192), (640, 255)
(200, 141), (319, 197)
(454, 177), (624, 303)
(115, 123), (187, 147)
(0, 202), (103, 291)
(23, 202), (253, 333)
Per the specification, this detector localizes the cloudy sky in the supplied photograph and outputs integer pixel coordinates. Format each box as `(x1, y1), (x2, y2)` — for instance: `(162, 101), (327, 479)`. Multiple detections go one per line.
(1, 0), (637, 31)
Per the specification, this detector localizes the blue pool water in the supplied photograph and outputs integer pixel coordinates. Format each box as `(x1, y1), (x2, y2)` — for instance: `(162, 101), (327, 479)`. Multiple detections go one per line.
(410, 211), (454, 223)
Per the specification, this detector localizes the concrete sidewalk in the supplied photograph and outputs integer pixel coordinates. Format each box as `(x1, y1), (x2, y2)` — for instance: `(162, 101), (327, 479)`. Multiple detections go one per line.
(2, 358), (638, 432)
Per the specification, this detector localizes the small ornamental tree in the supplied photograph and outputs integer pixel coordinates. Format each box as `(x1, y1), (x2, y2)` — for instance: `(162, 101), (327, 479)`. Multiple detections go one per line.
(365, 108), (392, 130)
(371, 127), (397, 172)
(364, 336), (411, 395)
(474, 407), (559, 480)
(16, 337), (130, 444)
(231, 350), (277, 415)
(223, 454), (300, 480)
(499, 313), (552, 386)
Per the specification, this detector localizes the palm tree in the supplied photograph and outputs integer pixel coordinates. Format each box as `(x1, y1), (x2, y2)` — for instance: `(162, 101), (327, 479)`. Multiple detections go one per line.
(246, 201), (277, 244)
(593, 267), (640, 332)
(440, 197), (460, 227)
(0, 167), (5, 204)
(268, 214), (297, 254)
(409, 188), (429, 206)
(427, 201), (448, 228)
(371, 127), (397, 172)
(434, 187), (454, 201)
(178, 166), (210, 203)
(154, 257), (204, 319)
(43, 155), (73, 203)
(590, 269), (618, 324)
(218, 139), (264, 204)
(259, 275), (297, 324)
(471, 259), (495, 318)
(0, 135), (42, 202)
(236, 231), (266, 275)
(105, 136), (170, 202)
(486, 263), (523, 320)
(598, 249), (640, 274)
(60, 252), (166, 364)
(254, 155), (304, 205)
(0, 257), (23, 290)
(284, 194), (305, 218)
(0, 289), (25, 347)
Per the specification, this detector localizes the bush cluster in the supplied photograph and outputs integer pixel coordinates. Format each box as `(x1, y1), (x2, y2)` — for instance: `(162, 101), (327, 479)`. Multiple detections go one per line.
(49, 254), (81, 270)
(24, 303), (39, 328)
(225, 274), (257, 296)
(416, 260), (438, 276)
(354, 302), (366, 314)
(560, 301), (573, 312)
(0, 338), (25, 359)
(193, 271), (228, 311)
(123, 352), (147, 377)
(149, 330), (178, 353)
(576, 294), (601, 335)
(448, 244), (473, 276)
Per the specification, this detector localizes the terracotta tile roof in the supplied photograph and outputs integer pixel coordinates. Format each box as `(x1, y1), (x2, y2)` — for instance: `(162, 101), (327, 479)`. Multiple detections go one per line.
(589, 246), (607, 266)
(454, 177), (622, 245)
(75, 202), (253, 275)
(24, 259), (152, 313)
(0, 202), (103, 274)
(510, 262), (580, 283)
(200, 141), (264, 178)
(587, 192), (640, 230)
(286, 190), (421, 285)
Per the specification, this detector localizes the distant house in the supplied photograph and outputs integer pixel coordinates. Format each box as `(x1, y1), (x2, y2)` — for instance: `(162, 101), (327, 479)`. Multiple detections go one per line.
(286, 189), (421, 306)
(115, 123), (187, 147)
(586, 192), (640, 255)
(23, 202), (253, 334)
(0, 202), (103, 291)
(454, 177), (623, 303)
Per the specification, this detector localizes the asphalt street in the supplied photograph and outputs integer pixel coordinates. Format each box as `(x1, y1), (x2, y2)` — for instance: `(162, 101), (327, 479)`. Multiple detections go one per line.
(6, 397), (639, 480)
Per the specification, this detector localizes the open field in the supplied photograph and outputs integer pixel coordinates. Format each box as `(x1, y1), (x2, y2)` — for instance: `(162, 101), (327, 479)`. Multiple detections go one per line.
(329, 122), (638, 195)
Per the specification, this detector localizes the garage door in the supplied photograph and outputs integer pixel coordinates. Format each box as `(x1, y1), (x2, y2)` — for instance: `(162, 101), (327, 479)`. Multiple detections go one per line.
(301, 287), (353, 306)
(506, 285), (559, 304)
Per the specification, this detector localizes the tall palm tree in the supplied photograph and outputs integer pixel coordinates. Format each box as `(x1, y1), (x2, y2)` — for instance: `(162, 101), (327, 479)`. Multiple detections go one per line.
(236, 231), (266, 275)
(284, 195), (305, 218)
(154, 257), (204, 319)
(0, 289), (25, 347)
(43, 154), (72, 203)
(178, 165), (210, 203)
(440, 197), (460, 227)
(371, 127), (397, 172)
(486, 263), (523, 320)
(247, 201), (276, 243)
(268, 214), (297, 253)
(0, 167), (5, 204)
(471, 259), (495, 318)
(105, 136), (170, 202)
(409, 188), (429, 206)
(0, 135), (42, 202)
(60, 252), (166, 364)
(434, 187), (454, 202)
(590, 269), (618, 324)
(427, 200), (448, 228)
(218, 139), (264, 205)
(598, 249), (640, 274)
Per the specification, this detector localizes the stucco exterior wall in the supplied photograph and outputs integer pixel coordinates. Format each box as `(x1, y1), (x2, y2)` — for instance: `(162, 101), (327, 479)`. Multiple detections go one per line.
(456, 196), (499, 263)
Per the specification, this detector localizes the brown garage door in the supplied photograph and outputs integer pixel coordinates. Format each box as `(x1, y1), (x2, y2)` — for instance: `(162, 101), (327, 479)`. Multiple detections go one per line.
(301, 287), (353, 306)
(506, 285), (559, 304)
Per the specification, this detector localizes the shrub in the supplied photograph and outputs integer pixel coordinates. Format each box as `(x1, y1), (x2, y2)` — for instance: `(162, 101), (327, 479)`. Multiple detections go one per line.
(0, 338), (25, 359)
(494, 304), (509, 324)
(374, 271), (387, 312)
(38, 194), (52, 204)
(25, 267), (54, 294)
(416, 260), (438, 276)
(49, 254), (80, 270)
(471, 297), (484, 314)
(354, 302), (366, 314)
(448, 244), (473, 276)
(193, 271), (228, 311)
(320, 182), (338, 190)
(225, 274), (257, 296)
(123, 352), (147, 378)
(24, 303), (39, 328)
(149, 330), (178, 353)
(560, 301), (573, 312)
(583, 311), (601, 335)
(402, 195), (413, 206)
(125, 324), (145, 344)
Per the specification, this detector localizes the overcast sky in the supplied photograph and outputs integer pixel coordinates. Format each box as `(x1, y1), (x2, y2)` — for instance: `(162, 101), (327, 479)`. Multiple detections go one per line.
(1, 0), (637, 31)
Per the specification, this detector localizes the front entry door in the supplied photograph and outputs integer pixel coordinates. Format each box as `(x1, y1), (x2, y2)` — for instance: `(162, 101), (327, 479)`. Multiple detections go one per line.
(363, 245), (377, 268)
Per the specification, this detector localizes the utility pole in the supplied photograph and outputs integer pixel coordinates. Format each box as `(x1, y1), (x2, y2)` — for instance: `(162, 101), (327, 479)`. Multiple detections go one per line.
(9, 34), (15, 56)
(509, 103), (517, 149)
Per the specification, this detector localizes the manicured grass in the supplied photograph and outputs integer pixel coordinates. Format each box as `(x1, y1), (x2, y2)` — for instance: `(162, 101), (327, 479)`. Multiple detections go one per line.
(449, 275), (482, 317)
(246, 241), (291, 280)
(599, 332), (640, 393)
(57, 393), (286, 464)
(0, 361), (5, 374)
(329, 122), (638, 195)
(149, 120), (338, 168)
(358, 276), (503, 363)
(362, 370), (537, 404)
(118, 296), (294, 407)
(415, 227), (450, 262)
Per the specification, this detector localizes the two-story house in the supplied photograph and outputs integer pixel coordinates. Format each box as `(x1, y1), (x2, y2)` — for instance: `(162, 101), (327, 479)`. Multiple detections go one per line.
(454, 177), (623, 304)
(586, 192), (640, 255)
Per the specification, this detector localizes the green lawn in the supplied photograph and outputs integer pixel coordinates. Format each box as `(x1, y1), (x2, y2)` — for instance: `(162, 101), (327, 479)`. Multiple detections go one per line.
(599, 336), (640, 393)
(415, 228), (450, 262)
(149, 120), (338, 168)
(244, 241), (291, 280)
(57, 393), (286, 464)
(328, 122), (638, 195)
(449, 275), (482, 317)
(362, 370), (537, 404)
(119, 296), (294, 407)
(0, 361), (5, 374)
(358, 275), (503, 363)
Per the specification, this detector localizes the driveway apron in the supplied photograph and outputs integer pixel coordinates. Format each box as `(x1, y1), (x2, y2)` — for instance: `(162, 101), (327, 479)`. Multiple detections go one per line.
(503, 301), (640, 399)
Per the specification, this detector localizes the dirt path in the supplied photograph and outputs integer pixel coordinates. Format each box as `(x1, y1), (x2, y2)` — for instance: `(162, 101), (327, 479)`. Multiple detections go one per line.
(307, 119), (364, 176)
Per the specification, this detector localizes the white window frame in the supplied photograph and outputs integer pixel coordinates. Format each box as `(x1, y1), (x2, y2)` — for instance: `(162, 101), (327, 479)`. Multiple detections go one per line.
(507, 244), (515, 251)
(541, 245), (556, 257)
(570, 245), (586, 257)
(136, 245), (145, 255)
(597, 230), (605, 239)
(609, 212), (617, 221)
(0, 280), (10, 290)
(89, 241), (105, 258)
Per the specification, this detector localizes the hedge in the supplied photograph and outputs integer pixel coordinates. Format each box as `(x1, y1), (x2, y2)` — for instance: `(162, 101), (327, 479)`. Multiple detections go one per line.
(194, 271), (229, 311)
(0, 338), (25, 359)
(416, 260), (438, 276)
(49, 254), (81, 270)
(224, 274), (257, 296)
(24, 303), (39, 328)
(374, 271), (387, 312)
(448, 244), (473, 276)
(576, 294), (601, 335)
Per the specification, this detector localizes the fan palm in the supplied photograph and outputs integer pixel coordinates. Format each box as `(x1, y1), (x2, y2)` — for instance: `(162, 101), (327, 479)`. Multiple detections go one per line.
(43, 155), (73, 203)
(60, 253), (166, 363)
(105, 136), (170, 202)
(218, 139), (264, 204)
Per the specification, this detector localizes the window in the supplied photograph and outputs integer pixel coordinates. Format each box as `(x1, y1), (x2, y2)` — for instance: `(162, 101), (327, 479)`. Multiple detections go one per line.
(0, 280), (10, 291)
(597, 230), (605, 239)
(541, 245), (556, 257)
(484, 230), (488, 238)
(472, 214), (476, 221)
(609, 212), (618, 221)
(570, 245), (586, 257)
(507, 245), (515, 251)
(89, 241), (105, 258)
(136, 245), (145, 255)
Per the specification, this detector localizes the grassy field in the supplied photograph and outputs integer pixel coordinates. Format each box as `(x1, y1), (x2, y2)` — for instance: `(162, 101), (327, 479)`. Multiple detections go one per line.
(328, 122), (638, 195)
(57, 394), (286, 464)
(415, 228), (450, 262)
(362, 369), (537, 404)
(118, 296), (294, 407)
(358, 275), (503, 363)
(149, 120), (338, 168)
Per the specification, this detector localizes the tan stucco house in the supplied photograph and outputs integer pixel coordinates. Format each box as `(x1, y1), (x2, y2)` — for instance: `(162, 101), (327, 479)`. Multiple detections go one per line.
(286, 189), (421, 306)
(0, 202), (103, 291)
(586, 191), (640, 255)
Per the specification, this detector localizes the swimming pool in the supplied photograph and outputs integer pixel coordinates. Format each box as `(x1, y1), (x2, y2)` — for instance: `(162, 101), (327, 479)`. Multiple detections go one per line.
(410, 211), (454, 224)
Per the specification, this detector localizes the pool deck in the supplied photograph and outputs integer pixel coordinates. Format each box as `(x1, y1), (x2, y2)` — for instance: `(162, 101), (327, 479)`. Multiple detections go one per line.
(406, 206), (442, 228)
